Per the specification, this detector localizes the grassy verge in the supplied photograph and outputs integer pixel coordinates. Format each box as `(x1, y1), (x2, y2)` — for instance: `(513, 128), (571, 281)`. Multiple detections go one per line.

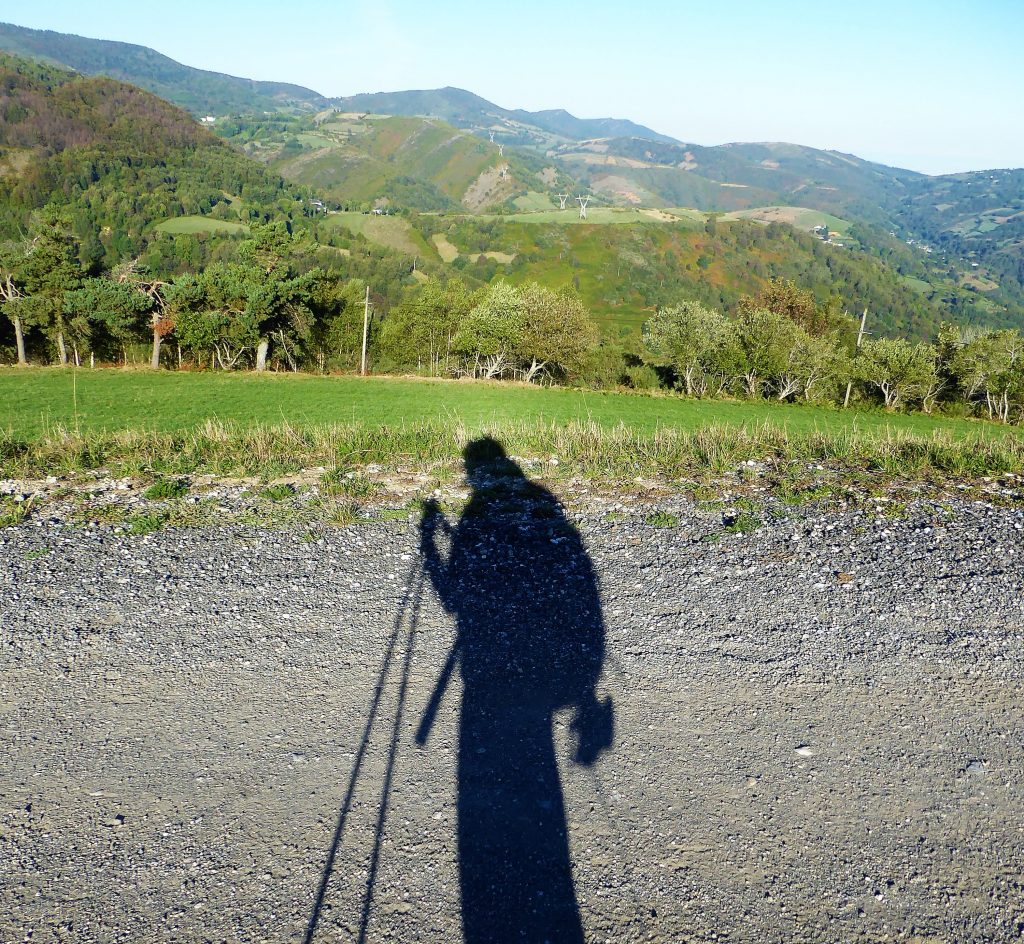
(3, 416), (1023, 484)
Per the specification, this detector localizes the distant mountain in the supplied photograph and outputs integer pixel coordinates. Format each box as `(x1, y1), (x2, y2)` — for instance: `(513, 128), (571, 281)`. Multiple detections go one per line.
(333, 87), (679, 145)
(0, 54), (304, 266)
(0, 22), (328, 115)
(2, 22), (1021, 328)
(549, 137), (925, 225)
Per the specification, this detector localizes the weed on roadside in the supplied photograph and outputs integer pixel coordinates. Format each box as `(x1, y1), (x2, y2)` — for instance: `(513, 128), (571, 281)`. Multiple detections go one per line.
(317, 499), (361, 527)
(261, 483), (297, 502)
(777, 482), (837, 506)
(372, 507), (410, 523)
(0, 497), (32, 528)
(321, 468), (377, 498)
(73, 501), (129, 526)
(9, 418), (1023, 487)
(127, 512), (168, 535)
(724, 512), (762, 534)
(644, 511), (680, 528)
(144, 478), (189, 500)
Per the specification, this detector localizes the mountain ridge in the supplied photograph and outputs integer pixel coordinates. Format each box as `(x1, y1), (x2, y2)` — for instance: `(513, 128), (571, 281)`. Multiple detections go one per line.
(0, 22), (329, 115)
(332, 86), (680, 145)
(1, 25), (1021, 331)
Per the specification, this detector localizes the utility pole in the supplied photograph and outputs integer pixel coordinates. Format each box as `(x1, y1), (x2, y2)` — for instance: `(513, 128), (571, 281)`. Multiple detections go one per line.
(556, 193), (570, 210)
(843, 307), (869, 408)
(360, 284), (371, 377)
(577, 194), (590, 220)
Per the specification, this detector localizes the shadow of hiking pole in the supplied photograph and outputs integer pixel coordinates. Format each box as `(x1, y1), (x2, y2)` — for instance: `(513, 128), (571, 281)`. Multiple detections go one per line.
(303, 554), (425, 944)
(356, 580), (424, 942)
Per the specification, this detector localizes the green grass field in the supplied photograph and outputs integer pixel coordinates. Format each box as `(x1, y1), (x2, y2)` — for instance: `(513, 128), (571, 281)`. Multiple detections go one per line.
(154, 216), (249, 235)
(513, 192), (557, 212)
(721, 206), (852, 235)
(322, 212), (435, 258)
(2, 367), (1018, 442)
(900, 275), (934, 295)
(484, 207), (704, 226)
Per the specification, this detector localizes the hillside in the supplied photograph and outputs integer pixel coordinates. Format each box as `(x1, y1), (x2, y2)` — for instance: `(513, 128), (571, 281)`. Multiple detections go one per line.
(220, 112), (571, 212)
(332, 87), (678, 145)
(0, 22), (328, 115)
(896, 169), (1024, 302)
(0, 22), (1021, 338)
(0, 55), (306, 268)
(353, 212), (944, 338)
(544, 137), (922, 219)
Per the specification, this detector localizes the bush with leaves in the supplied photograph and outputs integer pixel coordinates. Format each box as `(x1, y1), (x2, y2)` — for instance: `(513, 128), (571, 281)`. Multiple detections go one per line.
(857, 338), (940, 411)
(453, 282), (527, 379)
(644, 300), (737, 397)
(949, 328), (1024, 422)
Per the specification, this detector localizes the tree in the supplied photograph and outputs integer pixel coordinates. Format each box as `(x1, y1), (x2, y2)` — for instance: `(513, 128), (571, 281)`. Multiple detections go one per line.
(517, 284), (597, 383)
(165, 273), (224, 369)
(237, 221), (312, 371)
(643, 301), (735, 397)
(453, 282), (527, 379)
(797, 334), (851, 403)
(309, 277), (370, 372)
(734, 307), (805, 399)
(64, 278), (153, 364)
(18, 207), (85, 365)
(741, 279), (821, 335)
(857, 338), (938, 411)
(740, 279), (853, 339)
(166, 257), (317, 371)
(0, 241), (28, 365)
(949, 329), (1024, 422)
(114, 259), (171, 369)
(380, 278), (477, 375)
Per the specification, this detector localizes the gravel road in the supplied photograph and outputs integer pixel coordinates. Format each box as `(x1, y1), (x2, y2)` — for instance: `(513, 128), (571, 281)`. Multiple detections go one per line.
(2, 476), (1023, 943)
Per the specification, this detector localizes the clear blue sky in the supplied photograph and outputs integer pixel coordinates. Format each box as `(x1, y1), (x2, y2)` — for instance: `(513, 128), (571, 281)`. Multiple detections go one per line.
(8, 0), (1023, 174)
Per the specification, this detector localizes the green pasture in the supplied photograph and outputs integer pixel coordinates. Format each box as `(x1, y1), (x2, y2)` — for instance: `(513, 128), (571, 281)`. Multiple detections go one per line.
(155, 216), (249, 235)
(721, 206), (852, 235)
(2, 368), (1018, 444)
(900, 275), (933, 295)
(322, 212), (435, 258)
(513, 192), (557, 212)
(484, 207), (703, 226)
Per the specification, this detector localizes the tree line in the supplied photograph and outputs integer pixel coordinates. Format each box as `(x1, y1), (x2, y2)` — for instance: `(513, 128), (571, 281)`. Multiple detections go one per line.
(2, 209), (1023, 424)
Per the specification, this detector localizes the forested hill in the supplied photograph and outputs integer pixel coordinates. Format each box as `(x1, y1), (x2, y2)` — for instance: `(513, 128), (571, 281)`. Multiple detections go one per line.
(0, 22), (328, 115)
(0, 55), (305, 267)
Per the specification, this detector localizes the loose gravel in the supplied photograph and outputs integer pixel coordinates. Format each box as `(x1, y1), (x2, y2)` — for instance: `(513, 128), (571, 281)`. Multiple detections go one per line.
(1, 483), (1023, 943)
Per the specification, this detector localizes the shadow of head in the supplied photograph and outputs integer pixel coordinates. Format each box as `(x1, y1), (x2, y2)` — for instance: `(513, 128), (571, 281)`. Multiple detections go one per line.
(462, 435), (523, 488)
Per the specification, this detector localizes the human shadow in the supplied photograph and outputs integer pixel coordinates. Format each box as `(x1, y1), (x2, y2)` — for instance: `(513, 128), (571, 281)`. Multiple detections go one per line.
(416, 437), (613, 943)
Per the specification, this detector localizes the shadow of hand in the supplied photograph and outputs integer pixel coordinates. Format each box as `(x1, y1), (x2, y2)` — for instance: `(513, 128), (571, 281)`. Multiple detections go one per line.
(570, 692), (614, 767)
